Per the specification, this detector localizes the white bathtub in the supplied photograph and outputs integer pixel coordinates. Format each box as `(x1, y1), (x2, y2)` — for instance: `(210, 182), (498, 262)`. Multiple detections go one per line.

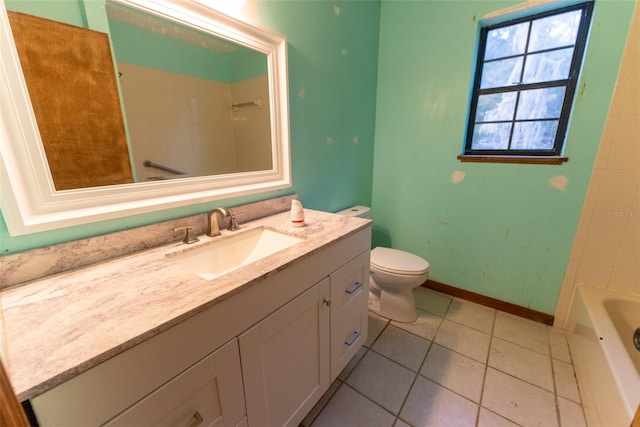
(566, 286), (640, 427)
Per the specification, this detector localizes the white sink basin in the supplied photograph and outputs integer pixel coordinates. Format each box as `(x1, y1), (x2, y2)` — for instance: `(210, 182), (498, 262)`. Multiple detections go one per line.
(167, 226), (305, 280)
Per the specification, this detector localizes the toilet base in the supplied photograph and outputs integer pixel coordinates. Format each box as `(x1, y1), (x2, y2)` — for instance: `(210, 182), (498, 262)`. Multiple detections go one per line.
(368, 289), (417, 323)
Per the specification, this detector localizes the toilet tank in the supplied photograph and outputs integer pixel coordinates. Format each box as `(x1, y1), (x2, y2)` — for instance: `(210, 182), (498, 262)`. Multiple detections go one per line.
(336, 206), (370, 219)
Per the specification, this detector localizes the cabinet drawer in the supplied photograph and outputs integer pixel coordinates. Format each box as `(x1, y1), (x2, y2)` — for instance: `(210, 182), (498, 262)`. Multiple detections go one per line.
(105, 338), (245, 427)
(330, 295), (368, 380)
(330, 251), (369, 327)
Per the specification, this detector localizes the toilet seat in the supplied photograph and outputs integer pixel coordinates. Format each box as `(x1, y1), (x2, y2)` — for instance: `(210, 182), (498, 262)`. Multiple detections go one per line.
(370, 247), (430, 276)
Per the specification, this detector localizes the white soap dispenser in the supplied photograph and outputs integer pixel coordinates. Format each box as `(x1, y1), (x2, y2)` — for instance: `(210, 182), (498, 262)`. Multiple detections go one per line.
(290, 199), (305, 227)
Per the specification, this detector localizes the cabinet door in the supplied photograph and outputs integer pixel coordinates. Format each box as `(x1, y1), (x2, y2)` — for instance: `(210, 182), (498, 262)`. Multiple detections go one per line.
(105, 338), (245, 427)
(239, 278), (330, 427)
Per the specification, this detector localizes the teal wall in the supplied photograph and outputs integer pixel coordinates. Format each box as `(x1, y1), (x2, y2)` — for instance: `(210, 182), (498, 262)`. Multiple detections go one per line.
(372, 0), (634, 314)
(109, 20), (267, 83)
(108, 20), (233, 82)
(3, 0), (633, 317)
(0, 0), (380, 254)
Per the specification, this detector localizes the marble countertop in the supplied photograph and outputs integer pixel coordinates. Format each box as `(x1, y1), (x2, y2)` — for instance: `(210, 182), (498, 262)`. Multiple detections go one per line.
(0, 209), (370, 401)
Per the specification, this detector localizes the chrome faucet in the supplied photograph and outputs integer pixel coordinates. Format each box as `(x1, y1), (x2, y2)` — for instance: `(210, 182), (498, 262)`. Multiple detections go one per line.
(207, 207), (239, 237)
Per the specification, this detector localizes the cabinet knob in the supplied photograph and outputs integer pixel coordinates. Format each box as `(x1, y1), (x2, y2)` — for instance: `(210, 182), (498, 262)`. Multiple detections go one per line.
(187, 411), (204, 427)
(323, 298), (332, 307)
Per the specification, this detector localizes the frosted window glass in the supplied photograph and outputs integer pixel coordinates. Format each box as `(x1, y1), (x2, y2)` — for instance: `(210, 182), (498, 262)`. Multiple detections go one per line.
(516, 87), (566, 120)
(475, 92), (517, 122)
(485, 22), (528, 60)
(529, 10), (582, 52)
(471, 123), (512, 150)
(511, 121), (559, 150)
(481, 57), (523, 89)
(523, 49), (574, 83)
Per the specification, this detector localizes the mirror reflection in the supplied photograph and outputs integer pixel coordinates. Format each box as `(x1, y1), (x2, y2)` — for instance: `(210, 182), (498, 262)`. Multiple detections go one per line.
(6, 0), (273, 190)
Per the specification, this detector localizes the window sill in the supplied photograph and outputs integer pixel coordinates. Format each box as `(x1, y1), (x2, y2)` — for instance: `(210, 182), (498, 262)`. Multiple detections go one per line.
(457, 155), (568, 165)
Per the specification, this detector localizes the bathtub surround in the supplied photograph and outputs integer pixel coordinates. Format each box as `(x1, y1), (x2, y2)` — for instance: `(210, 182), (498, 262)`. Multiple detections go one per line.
(372, 0), (635, 316)
(555, 1), (640, 326)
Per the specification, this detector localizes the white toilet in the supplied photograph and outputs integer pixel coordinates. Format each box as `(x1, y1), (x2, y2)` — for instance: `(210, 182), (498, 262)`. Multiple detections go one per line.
(337, 206), (430, 322)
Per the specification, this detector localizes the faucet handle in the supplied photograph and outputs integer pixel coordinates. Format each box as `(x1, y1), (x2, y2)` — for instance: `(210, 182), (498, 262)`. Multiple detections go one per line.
(228, 215), (240, 231)
(173, 226), (199, 244)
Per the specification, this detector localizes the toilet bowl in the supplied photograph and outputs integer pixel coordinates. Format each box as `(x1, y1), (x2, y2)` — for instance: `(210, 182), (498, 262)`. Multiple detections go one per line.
(337, 206), (430, 322)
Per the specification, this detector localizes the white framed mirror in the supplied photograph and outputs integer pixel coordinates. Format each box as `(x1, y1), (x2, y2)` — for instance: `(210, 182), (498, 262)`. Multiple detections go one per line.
(0, 0), (290, 236)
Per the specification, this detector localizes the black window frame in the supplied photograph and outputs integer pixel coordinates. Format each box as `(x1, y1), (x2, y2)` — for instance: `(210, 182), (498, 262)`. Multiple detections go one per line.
(463, 2), (594, 159)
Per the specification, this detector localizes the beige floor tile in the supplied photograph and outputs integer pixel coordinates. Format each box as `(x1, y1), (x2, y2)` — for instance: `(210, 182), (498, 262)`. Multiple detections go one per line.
(445, 298), (496, 334)
(400, 376), (478, 427)
(391, 308), (443, 341)
(372, 325), (430, 371)
(338, 346), (367, 381)
(494, 311), (549, 355)
(365, 312), (389, 348)
(548, 326), (572, 363)
(310, 385), (395, 427)
(346, 351), (415, 414)
(482, 368), (558, 427)
(557, 396), (587, 427)
(488, 337), (554, 391)
(553, 358), (581, 403)
(420, 343), (486, 403)
(434, 318), (491, 362)
(477, 408), (520, 427)
(393, 418), (410, 427)
(302, 380), (342, 427)
(414, 287), (452, 317)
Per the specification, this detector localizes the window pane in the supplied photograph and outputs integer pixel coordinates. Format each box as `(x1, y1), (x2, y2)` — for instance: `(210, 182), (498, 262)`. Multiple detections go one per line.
(471, 123), (512, 150)
(485, 22), (529, 60)
(516, 87), (566, 120)
(480, 57), (523, 89)
(511, 121), (559, 150)
(475, 92), (517, 122)
(529, 10), (582, 52)
(523, 48), (573, 83)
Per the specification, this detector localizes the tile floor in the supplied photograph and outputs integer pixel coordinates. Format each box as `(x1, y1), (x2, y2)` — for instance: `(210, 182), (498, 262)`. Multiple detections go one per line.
(305, 287), (585, 427)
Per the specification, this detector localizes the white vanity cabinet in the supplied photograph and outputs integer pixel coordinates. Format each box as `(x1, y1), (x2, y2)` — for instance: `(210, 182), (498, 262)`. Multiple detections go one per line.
(239, 278), (331, 427)
(238, 251), (370, 427)
(31, 335), (247, 427)
(105, 338), (245, 427)
(27, 225), (372, 427)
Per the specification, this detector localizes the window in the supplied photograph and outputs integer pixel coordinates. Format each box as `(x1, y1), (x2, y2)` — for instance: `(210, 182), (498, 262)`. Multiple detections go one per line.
(462, 2), (593, 163)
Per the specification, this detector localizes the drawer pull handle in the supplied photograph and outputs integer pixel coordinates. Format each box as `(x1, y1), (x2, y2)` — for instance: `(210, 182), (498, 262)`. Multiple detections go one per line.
(345, 330), (361, 346)
(188, 411), (204, 427)
(345, 282), (362, 294)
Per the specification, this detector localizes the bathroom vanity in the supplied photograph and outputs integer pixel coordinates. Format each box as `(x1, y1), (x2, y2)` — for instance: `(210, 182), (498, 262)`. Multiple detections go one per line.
(0, 209), (371, 426)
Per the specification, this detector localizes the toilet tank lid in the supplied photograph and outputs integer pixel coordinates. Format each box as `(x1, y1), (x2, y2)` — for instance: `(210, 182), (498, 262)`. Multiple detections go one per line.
(371, 247), (430, 275)
(336, 206), (370, 218)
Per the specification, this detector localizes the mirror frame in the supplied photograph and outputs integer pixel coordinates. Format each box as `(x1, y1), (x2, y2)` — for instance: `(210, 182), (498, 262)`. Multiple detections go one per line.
(0, 0), (290, 236)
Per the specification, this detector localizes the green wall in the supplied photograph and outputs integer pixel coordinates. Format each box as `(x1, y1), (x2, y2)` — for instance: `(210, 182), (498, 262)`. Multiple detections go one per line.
(0, 0), (380, 254)
(372, 0), (634, 314)
(5, 0), (631, 317)
(109, 19), (267, 83)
